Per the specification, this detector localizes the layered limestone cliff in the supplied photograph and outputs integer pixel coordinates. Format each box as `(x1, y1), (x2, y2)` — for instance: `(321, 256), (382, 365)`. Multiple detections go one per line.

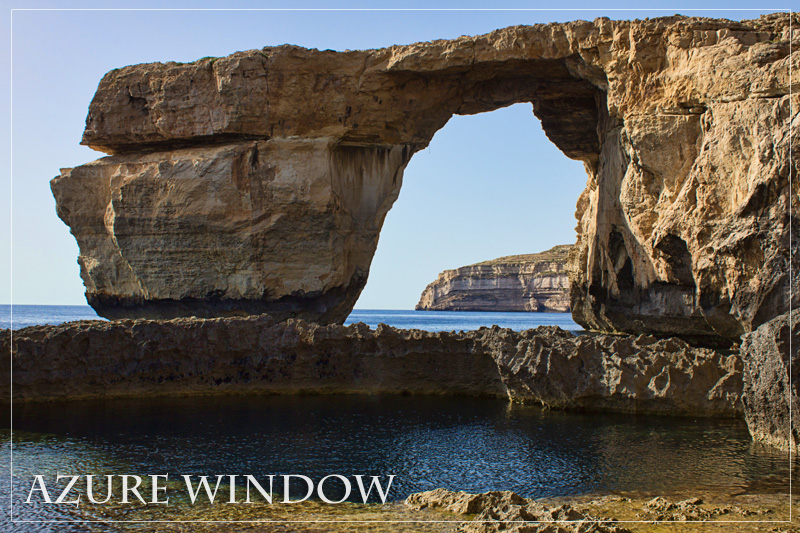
(52, 142), (408, 322)
(53, 14), (798, 341)
(416, 245), (571, 312)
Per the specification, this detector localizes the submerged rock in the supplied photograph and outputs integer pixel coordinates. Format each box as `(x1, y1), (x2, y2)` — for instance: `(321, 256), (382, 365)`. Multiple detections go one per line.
(741, 310), (799, 453)
(416, 245), (571, 313)
(406, 490), (777, 531)
(0, 317), (742, 417)
(52, 14), (797, 345)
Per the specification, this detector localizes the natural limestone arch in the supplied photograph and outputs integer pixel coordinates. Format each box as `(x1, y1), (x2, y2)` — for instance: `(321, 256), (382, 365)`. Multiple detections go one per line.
(52, 14), (798, 345)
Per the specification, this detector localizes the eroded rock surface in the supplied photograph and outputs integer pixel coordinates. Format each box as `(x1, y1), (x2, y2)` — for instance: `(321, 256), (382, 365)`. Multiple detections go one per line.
(406, 489), (631, 533)
(486, 327), (742, 416)
(416, 245), (571, 312)
(405, 490), (778, 532)
(1, 316), (504, 402)
(55, 13), (797, 340)
(52, 141), (409, 323)
(0, 317), (741, 417)
(741, 310), (799, 453)
(637, 496), (769, 521)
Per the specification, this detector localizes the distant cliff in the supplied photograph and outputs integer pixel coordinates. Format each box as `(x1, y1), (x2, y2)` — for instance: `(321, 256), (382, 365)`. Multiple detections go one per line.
(416, 245), (571, 312)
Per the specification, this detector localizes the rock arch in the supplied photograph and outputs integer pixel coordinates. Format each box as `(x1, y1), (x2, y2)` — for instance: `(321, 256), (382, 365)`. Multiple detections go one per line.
(52, 14), (798, 344)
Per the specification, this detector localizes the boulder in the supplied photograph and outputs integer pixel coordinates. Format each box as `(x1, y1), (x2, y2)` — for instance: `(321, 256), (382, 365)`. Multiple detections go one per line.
(741, 310), (799, 453)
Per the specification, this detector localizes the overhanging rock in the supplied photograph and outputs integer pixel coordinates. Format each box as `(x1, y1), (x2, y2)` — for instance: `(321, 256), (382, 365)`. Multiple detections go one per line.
(53, 14), (798, 343)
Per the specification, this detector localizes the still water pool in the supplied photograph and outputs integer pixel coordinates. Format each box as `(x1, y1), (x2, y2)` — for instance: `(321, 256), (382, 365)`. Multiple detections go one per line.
(4, 394), (791, 523)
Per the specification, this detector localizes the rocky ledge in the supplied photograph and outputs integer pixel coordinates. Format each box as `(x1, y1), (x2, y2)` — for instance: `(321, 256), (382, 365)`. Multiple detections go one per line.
(416, 245), (571, 312)
(53, 14), (798, 344)
(1, 316), (741, 417)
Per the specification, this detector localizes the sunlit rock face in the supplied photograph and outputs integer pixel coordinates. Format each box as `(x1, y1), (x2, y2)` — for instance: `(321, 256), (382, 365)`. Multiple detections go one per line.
(416, 245), (571, 312)
(54, 13), (797, 338)
(53, 141), (409, 322)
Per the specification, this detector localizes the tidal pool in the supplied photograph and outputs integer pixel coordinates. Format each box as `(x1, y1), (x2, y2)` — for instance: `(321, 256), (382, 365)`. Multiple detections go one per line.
(2, 395), (794, 528)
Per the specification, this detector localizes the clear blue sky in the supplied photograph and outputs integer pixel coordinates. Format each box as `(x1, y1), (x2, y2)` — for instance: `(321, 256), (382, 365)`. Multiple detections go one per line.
(2, 1), (788, 309)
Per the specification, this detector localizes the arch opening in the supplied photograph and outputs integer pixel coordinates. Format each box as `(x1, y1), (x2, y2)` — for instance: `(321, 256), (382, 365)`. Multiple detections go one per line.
(352, 103), (589, 311)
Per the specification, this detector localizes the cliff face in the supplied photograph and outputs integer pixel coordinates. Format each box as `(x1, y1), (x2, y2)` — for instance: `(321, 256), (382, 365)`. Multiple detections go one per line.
(416, 245), (571, 312)
(53, 14), (798, 341)
(52, 142), (408, 322)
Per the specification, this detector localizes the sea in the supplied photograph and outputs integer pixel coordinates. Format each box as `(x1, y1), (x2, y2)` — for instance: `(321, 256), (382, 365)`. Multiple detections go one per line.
(1, 305), (795, 527)
(0, 304), (583, 332)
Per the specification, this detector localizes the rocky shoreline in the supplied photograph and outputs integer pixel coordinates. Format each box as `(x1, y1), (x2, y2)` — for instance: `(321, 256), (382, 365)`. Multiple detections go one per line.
(5, 313), (796, 533)
(5, 310), (797, 450)
(2, 315), (741, 418)
(6, 481), (793, 532)
(403, 488), (796, 533)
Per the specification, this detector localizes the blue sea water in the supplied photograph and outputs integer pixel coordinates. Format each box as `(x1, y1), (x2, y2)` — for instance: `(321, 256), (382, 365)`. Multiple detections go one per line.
(345, 309), (581, 331)
(0, 304), (105, 330)
(5, 304), (792, 528)
(1, 304), (582, 332)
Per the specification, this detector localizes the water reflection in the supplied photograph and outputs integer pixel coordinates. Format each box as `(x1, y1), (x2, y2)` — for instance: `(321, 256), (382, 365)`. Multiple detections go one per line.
(3, 395), (794, 526)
